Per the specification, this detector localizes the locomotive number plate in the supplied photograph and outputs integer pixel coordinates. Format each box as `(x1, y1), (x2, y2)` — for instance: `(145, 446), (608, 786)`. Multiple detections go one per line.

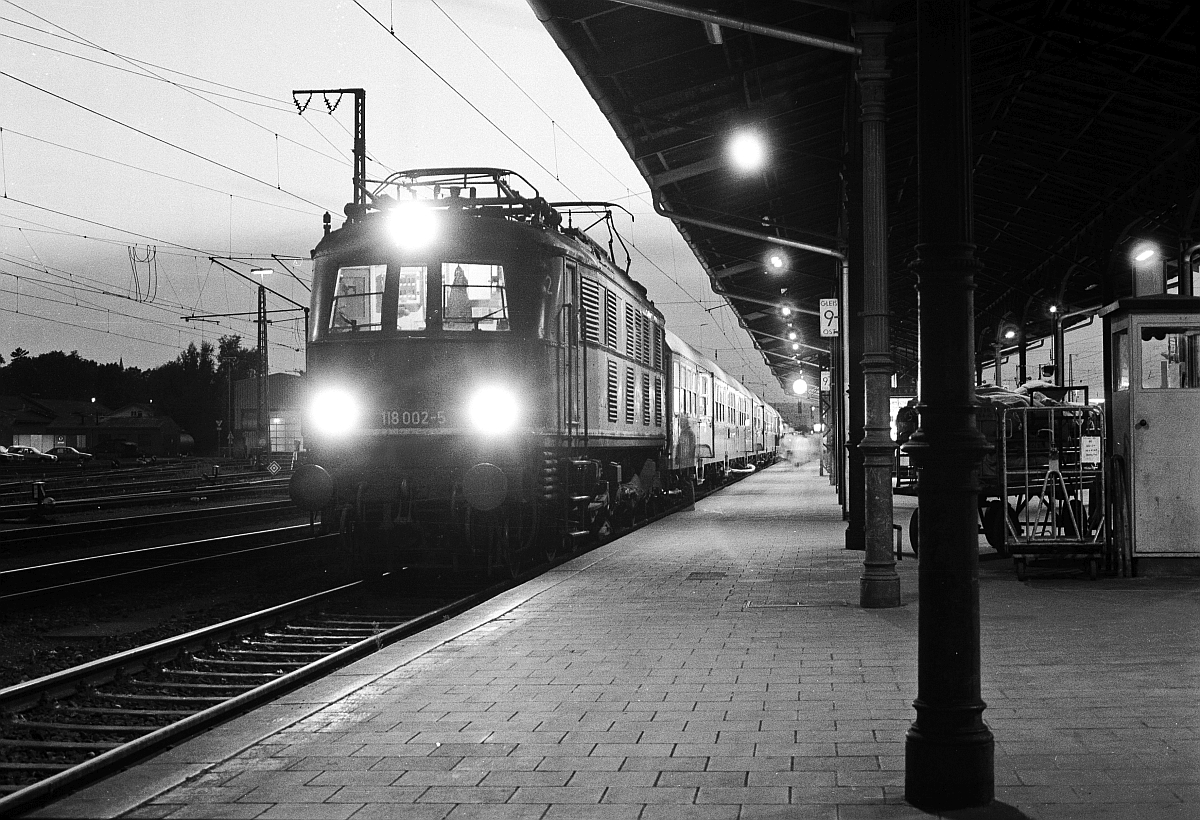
(380, 409), (447, 427)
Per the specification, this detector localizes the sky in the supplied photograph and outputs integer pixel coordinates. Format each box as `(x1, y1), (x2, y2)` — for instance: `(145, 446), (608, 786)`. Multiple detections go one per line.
(0, 0), (802, 404)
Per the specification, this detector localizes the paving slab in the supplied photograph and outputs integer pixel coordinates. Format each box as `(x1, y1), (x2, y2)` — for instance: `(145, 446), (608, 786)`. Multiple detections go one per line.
(27, 462), (1200, 820)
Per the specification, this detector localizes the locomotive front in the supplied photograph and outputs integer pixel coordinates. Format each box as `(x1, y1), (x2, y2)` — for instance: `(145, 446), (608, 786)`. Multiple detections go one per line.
(292, 169), (574, 567)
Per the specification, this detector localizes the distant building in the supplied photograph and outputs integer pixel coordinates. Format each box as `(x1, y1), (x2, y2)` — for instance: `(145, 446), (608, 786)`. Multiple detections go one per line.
(98, 403), (189, 456)
(0, 395), (188, 456)
(231, 372), (304, 456)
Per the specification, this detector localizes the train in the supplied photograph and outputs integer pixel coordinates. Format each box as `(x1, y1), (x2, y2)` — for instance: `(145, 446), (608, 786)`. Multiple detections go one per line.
(289, 168), (784, 573)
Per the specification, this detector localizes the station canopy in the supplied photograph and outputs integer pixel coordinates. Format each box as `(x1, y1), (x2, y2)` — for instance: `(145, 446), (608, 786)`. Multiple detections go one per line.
(531, 0), (1199, 390)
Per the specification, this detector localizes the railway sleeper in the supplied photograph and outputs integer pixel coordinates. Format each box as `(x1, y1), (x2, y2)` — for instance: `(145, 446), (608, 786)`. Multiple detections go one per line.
(248, 640), (360, 650)
(0, 738), (122, 751)
(215, 649), (328, 659)
(166, 669), (277, 680)
(282, 623), (407, 632)
(56, 706), (193, 717)
(8, 721), (157, 735)
(299, 618), (411, 626)
(0, 762), (76, 773)
(126, 679), (259, 693)
(190, 657), (306, 669)
(94, 692), (228, 705)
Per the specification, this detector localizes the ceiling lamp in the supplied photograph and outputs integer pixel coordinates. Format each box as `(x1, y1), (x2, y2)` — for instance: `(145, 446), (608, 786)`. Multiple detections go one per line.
(729, 130), (765, 173)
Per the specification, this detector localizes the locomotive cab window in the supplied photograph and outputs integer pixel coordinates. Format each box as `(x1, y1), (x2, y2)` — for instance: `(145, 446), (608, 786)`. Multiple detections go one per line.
(394, 266), (427, 331)
(443, 262), (508, 331)
(330, 265), (386, 333)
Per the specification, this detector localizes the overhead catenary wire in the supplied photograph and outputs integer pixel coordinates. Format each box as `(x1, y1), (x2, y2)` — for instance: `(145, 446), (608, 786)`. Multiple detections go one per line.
(0, 6), (351, 167)
(0, 70), (337, 214)
(410, 1), (769, 381)
(0, 253), (276, 340)
(0, 127), (318, 217)
(1, 3), (772, 383)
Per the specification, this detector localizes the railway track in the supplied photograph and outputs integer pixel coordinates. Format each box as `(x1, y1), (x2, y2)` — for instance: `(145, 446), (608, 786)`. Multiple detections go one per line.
(0, 466), (765, 815)
(0, 476), (289, 519)
(0, 499), (298, 552)
(0, 576), (501, 815)
(0, 526), (329, 607)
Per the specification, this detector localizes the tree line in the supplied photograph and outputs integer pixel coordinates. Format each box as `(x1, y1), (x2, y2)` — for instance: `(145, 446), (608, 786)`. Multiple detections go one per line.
(0, 336), (265, 455)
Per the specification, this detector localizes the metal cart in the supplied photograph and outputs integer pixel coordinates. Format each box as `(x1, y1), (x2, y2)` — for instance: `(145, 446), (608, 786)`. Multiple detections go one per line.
(998, 404), (1108, 579)
(898, 391), (1111, 579)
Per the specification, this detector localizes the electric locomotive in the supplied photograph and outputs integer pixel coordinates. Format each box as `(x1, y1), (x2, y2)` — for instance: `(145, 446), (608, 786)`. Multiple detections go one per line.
(291, 168), (669, 573)
(291, 167), (785, 574)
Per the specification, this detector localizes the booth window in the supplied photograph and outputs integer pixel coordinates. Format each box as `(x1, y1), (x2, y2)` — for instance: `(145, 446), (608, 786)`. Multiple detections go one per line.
(330, 265), (385, 333)
(395, 266), (427, 331)
(1113, 330), (1129, 391)
(443, 262), (508, 331)
(1141, 326), (1200, 389)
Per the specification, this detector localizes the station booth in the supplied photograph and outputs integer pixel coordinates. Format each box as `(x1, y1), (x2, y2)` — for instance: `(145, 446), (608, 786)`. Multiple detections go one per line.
(1102, 295), (1200, 572)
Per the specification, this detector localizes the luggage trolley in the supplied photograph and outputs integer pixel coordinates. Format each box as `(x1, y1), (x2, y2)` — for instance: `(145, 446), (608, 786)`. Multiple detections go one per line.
(999, 403), (1109, 579)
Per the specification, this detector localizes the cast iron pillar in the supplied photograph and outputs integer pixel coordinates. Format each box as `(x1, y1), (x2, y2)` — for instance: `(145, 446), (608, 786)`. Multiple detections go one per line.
(902, 0), (995, 809)
(844, 90), (866, 546)
(855, 20), (900, 608)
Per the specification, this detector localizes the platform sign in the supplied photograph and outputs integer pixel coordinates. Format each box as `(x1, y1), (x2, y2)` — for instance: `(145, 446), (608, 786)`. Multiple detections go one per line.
(1080, 436), (1101, 465)
(820, 370), (831, 392)
(819, 298), (839, 337)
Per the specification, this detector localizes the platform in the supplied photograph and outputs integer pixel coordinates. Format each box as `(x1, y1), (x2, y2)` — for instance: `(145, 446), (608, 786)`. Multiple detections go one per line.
(32, 463), (1199, 819)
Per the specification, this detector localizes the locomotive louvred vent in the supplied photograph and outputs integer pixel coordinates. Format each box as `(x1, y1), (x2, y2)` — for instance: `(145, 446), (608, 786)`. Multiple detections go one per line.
(625, 305), (636, 359)
(580, 278), (602, 344)
(654, 376), (663, 427)
(625, 367), (635, 424)
(607, 361), (619, 423)
(605, 291), (619, 348)
(641, 374), (650, 426)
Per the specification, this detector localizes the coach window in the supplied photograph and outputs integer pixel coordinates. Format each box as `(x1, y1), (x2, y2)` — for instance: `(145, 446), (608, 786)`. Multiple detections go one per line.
(443, 262), (509, 331)
(394, 266), (427, 331)
(330, 265), (385, 333)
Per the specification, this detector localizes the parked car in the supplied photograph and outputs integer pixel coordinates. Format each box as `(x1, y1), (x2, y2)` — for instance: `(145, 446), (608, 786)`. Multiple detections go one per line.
(92, 440), (145, 466)
(7, 445), (57, 462)
(0, 445), (25, 464)
(47, 446), (94, 463)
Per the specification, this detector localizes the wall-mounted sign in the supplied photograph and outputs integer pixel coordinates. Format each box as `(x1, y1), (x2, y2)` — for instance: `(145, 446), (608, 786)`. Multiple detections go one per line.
(819, 298), (839, 337)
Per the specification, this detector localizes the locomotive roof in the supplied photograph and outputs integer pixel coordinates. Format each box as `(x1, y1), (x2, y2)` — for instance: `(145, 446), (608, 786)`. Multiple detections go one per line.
(318, 166), (657, 313)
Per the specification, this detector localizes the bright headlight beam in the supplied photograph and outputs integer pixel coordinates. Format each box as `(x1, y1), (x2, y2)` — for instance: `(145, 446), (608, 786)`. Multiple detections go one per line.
(310, 388), (359, 436)
(467, 386), (519, 435)
(388, 201), (437, 250)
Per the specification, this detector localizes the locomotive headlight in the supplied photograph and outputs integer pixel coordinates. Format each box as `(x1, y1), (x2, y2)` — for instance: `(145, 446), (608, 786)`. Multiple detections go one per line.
(467, 385), (519, 435)
(310, 387), (360, 436)
(388, 200), (437, 250)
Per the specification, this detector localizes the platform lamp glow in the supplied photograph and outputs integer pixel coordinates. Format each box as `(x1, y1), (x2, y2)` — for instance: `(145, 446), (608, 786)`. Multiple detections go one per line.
(1131, 243), (1161, 295)
(994, 318), (1021, 387)
(251, 268), (272, 456)
(728, 129), (765, 173)
(792, 377), (808, 396)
